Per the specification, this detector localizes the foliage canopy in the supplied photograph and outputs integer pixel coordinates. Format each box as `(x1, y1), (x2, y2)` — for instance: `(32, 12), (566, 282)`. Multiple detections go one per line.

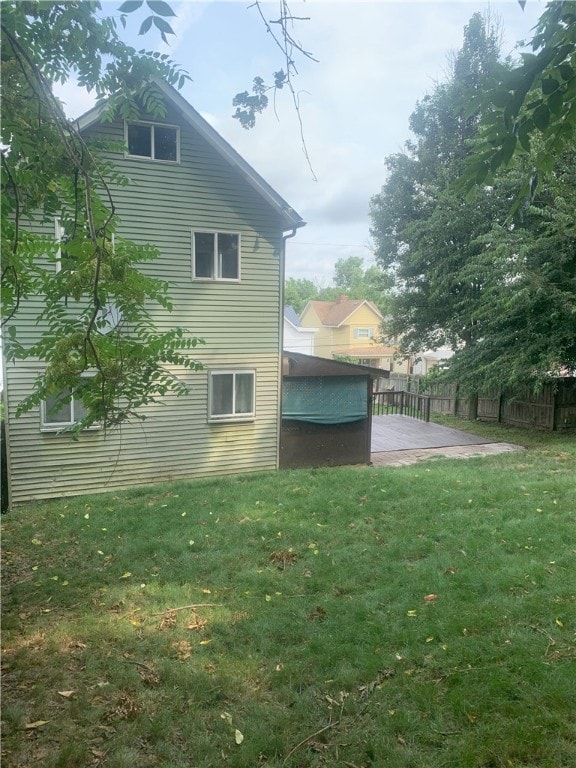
(370, 12), (576, 390)
(462, 0), (576, 202)
(1, 1), (204, 431)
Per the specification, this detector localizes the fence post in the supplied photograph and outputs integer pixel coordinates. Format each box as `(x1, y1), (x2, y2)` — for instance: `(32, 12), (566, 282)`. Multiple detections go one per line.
(468, 392), (478, 421)
(452, 381), (459, 416)
(400, 390), (405, 415)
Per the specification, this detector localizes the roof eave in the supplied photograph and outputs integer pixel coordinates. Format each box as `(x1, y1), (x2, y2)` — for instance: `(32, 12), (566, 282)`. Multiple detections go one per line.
(74, 80), (305, 232)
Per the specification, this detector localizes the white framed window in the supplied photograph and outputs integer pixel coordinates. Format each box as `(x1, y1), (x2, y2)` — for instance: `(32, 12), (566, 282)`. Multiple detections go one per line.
(209, 370), (255, 422)
(40, 376), (100, 432)
(192, 231), (240, 281)
(354, 327), (374, 339)
(125, 121), (179, 162)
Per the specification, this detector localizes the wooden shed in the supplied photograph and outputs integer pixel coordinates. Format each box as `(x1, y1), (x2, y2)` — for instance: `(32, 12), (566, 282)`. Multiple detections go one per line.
(280, 352), (387, 469)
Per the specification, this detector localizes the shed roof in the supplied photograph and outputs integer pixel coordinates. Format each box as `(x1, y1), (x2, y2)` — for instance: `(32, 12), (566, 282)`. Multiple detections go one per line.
(283, 351), (388, 378)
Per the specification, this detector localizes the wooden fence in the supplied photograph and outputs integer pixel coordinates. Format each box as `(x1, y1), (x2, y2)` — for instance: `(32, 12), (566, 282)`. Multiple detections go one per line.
(384, 375), (576, 431)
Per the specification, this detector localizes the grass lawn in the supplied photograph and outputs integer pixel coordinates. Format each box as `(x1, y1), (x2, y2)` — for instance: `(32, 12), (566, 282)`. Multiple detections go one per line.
(2, 423), (575, 767)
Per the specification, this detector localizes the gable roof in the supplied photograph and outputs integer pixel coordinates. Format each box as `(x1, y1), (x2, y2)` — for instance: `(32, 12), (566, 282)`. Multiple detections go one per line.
(304, 298), (382, 327)
(75, 78), (305, 233)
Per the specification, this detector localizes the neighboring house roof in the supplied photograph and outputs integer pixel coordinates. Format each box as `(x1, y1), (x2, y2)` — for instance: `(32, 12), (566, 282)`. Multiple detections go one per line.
(75, 78), (305, 233)
(284, 305), (302, 328)
(304, 297), (382, 327)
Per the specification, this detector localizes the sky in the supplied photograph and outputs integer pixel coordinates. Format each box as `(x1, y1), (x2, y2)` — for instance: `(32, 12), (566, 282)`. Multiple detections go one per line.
(58, 0), (546, 286)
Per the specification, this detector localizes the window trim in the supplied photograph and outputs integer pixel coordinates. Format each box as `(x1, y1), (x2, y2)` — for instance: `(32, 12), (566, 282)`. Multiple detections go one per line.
(124, 120), (180, 163)
(208, 369), (256, 423)
(191, 230), (241, 283)
(40, 375), (100, 433)
(54, 217), (63, 273)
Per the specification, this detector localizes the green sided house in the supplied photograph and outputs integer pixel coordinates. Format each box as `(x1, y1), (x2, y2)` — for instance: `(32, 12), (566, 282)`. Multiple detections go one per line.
(2, 80), (304, 505)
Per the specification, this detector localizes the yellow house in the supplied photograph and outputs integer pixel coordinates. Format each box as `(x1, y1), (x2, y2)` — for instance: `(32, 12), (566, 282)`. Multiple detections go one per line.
(300, 296), (412, 373)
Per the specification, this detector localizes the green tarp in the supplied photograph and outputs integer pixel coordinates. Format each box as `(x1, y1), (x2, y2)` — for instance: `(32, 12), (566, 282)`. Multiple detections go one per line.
(282, 376), (368, 424)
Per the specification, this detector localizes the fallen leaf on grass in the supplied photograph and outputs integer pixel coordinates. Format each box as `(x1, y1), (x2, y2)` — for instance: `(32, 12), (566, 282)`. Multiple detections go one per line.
(158, 611), (177, 630)
(111, 692), (141, 720)
(24, 720), (50, 730)
(269, 550), (299, 569)
(358, 668), (395, 697)
(171, 640), (192, 661)
(187, 617), (207, 631)
(308, 605), (327, 621)
(139, 667), (161, 686)
(424, 594), (438, 602)
(57, 690), (75, 698)
(235, 729), (244, 745)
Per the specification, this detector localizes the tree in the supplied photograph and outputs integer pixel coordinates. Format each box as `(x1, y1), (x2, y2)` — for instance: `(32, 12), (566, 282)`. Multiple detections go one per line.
(284, 277), (318, 315)
(1, 1), (204, 431)
(448, 149), (576, 387)
(371, 14), (503, 348)
(370, 12), (576, 389)
(284, 258), (392, 317)
(462, 0), (576, 199)
(333, 256), (365, 293)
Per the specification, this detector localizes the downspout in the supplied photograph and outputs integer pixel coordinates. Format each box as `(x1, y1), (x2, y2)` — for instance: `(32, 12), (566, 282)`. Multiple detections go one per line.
(276, 227), (299, 470)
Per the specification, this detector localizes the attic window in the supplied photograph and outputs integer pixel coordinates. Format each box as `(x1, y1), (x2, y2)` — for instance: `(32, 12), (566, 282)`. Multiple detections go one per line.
(126, 122), (179, 162)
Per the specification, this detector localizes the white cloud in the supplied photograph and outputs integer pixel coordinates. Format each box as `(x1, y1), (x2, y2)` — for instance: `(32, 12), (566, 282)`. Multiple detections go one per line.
(55, 1), (545, 285)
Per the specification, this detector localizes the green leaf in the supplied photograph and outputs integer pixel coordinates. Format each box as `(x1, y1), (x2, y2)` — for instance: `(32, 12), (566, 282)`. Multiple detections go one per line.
(541, 77), (559, 95)
(118, 0), (143, 12)
(558, 63), (574, 81)
(532, 104), (551, 131)
(518, 122), (532, 152)
(146, 0), (176, 16)
(138, 16), (153, 35)
(547, 90), (564, 115)
(500, 135), (517, 166)
(491, 89), (511, 109)
(152, 16), (174, 35)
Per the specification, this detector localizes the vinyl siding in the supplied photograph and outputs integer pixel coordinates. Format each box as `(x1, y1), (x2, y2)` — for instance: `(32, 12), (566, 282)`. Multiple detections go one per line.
(4, 104), (289, 504)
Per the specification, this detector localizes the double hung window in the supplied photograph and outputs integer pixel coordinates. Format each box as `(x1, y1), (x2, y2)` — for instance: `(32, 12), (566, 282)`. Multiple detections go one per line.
(209, 371), (255, 422)
(40, 384), (98, 432)
(126, 121), (179, 162)
(354, 327), (374, 339)
(192, 232), (240, 281)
